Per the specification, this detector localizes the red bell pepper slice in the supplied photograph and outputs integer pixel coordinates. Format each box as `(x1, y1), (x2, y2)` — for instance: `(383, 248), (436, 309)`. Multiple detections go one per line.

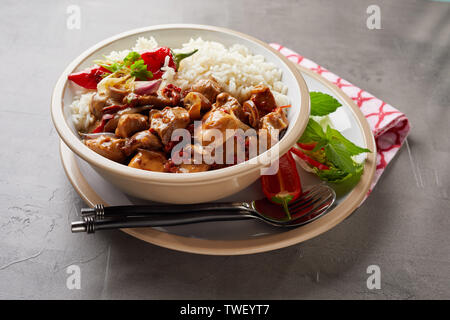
(91, 114), (114, 133)
(67, 65), (110, 89)
(102, 105), (128, 114)
(290, 147), (330, 171)
(261, 152), (302, 219)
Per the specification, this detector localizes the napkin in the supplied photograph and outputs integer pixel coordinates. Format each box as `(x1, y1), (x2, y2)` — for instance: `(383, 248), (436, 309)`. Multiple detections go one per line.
(271, 44), (411, 193)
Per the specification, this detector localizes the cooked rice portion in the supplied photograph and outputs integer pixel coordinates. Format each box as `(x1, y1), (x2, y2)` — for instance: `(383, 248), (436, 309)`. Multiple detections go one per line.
(168, 38), (288, 104)
(70, 91), (95, 131)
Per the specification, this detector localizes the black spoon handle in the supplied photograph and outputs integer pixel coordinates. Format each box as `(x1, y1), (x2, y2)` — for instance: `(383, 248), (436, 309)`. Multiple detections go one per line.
(72, 210), (256, 233)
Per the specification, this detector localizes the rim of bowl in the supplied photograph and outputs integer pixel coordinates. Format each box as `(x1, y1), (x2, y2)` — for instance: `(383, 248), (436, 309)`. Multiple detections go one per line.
(51, 24), (310, 184)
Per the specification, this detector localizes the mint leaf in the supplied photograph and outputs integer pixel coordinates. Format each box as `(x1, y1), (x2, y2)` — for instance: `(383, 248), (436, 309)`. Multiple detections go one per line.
(312, 139), (328, 152)
(327, 127), (371, 155)
(314, 167), (349, 181)
(324, 141), (356, 173)
(298, 119), (326, 143)
(310, 92), (341, 116)
(297, 93), (371, 185)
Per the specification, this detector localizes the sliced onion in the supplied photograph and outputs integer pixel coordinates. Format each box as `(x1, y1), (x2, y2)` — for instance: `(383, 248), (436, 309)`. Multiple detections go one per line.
(134, 79), (162, 95)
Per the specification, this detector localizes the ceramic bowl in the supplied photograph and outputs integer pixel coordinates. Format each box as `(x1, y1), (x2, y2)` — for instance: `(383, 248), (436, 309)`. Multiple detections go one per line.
(51, 24), (310, 203)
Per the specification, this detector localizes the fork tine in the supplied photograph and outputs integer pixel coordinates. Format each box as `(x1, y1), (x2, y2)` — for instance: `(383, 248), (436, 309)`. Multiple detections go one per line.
(288, 202), (334, 226)
(289, 185), (335, 218)
(290, 192), (334, 217)
(288, 184), (324, 208)
(288, 194), (316, 211)
(291, 191), (335, 218)
(288, 184), (330, 211)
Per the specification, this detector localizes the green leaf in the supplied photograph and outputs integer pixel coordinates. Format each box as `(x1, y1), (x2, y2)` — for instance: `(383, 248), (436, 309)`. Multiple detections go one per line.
(324, 141), (356, 173)
(312, 139), (328, 152)
(123, 51), (141, 67)
(310, 92), (341, 116)
(298, 119), (326, 143)
(297, 93), (371, 186)
(327, 127), (371, 155)
(314, 167), (350, 181)
(99, 62), (121, 73)
(315, 164), (364, 196)
(130, 60), (153, 80)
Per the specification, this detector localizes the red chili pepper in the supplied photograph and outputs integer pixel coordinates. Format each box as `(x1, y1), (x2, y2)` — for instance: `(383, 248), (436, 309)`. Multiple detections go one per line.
(102, 105), (128, 114)
(91, 114), (114, 133)
(297, 142), (317, 151)
(290, 147), (330, 171)
(141, 47), (171, 79)
(261, 152), (302, 219)
(67, 65), (110, 89)
(141, 47), (198, 80)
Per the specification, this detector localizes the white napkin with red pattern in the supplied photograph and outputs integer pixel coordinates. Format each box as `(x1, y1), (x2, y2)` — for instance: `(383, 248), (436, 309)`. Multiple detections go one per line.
(271, 44), (411, 193)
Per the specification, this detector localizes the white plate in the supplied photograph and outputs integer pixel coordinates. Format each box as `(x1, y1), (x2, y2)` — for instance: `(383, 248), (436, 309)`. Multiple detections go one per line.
(60, 65), (376, 255)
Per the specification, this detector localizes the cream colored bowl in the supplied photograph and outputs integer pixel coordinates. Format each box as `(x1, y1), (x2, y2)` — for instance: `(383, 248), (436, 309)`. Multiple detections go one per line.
(51, 24), (310, 204)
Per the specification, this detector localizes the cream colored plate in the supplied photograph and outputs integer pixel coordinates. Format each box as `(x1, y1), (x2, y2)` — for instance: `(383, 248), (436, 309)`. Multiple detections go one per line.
(60, 65), (376, 255)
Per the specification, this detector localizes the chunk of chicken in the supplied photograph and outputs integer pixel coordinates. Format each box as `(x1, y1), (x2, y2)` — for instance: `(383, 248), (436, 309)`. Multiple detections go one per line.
(104, 115), (120, 133)
(188, 78), (222, 103)
(122, 130), (163, 156)
(84, 136), (126, 163)
(115, 114), (149, 138)
(131, 84), (181, 108)
(109, 86), (129, 102)
(133, 94), (174, 108)
(250, 84), (277, 117)
(183, 92), (212, 120)
(213, 92), (245, 122)
(128, 150), (167, 172)
(259, 108), (288, 148)
(150, 107), (190, 145)
(90, 93), (107, 119)
(103, 106), (151, 132)
(196, 109), (250, 149)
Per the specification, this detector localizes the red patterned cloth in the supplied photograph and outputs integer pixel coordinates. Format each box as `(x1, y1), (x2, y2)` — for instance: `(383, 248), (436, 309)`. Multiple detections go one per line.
(271, 43), (411, 192)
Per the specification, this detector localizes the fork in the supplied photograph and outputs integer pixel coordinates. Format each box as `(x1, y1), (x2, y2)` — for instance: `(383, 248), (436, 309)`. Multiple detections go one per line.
(71, 184), (336, 233)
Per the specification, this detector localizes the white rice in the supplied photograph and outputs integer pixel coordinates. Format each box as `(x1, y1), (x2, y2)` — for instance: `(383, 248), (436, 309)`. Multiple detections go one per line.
(69, 91), (95, 131)
(70, 37), (289, 131)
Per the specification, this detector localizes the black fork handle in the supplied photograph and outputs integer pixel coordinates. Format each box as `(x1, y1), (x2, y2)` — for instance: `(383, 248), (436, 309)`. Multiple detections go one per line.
(72, 210), (256, 233)
(81, 203), (249, 219)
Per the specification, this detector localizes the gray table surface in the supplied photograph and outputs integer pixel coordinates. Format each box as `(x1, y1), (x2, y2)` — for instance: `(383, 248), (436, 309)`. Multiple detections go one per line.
(0, 0), (449, 299)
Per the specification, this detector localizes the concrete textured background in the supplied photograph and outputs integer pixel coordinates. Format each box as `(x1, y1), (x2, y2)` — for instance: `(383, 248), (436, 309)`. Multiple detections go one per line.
(0, 0), (449, 299)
